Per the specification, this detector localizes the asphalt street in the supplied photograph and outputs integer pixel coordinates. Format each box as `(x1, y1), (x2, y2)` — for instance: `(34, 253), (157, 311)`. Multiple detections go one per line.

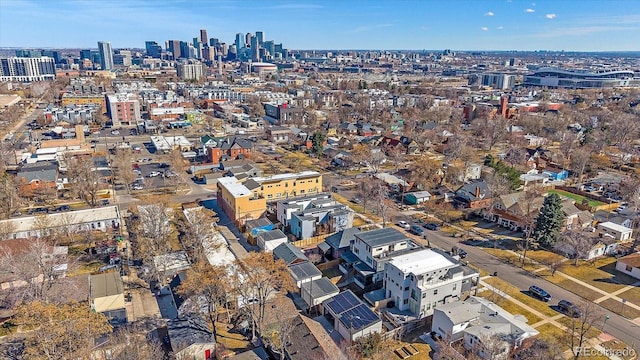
(423, 228), (640, 352)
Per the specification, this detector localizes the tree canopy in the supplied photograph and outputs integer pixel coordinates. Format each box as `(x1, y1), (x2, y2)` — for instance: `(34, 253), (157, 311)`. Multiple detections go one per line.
(533, 193), (565, 247)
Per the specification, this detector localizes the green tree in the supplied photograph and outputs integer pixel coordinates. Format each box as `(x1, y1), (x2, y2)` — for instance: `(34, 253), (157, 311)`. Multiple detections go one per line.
(533, 193), (565, 247)
(310, 131), (326, 156)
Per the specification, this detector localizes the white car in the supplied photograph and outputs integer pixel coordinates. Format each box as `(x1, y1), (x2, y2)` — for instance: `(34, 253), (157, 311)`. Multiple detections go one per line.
(396, 221), (411, 230)
(131, 183), (144, 190)
(111, 130), (120, 135)
(147, 171), (162, 178)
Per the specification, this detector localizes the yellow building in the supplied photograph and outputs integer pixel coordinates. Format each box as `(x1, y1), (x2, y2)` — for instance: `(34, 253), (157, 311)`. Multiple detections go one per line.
(245, 171), (322, 201)
(61, 93), (106, 107)
(217, 171), (323, 223)
(217, 176), (267, 223)
(89, 272), (127, 323)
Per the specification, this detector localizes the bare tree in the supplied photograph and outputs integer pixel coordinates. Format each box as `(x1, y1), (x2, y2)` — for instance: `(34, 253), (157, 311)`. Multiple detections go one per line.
(562, 300), (602, 360)
(473, 116), (509, 151)
(512, 337), (564, 360)
(555, 229), (594, 266)
(0, 173), (22, 218)
(112, 148), (136, 193)
(133, 202), (174, 284)
(67, 155), (103, 207)
(386, 145), (405, 173)
(180, 206), (219, 262)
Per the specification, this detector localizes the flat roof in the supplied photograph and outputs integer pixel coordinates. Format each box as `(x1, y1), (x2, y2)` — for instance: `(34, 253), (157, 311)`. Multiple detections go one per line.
(0, 205), (120, 233)
(388, 249), (455, 275)
(90, 271), (124, 298)
(355, 227), (408, 247)
(218, 176), (253, 197)
(301, 277), (339, 298)
(289, 261), (322, 282)
(252, 170), (320, 183)
(598, 221), (632, 233)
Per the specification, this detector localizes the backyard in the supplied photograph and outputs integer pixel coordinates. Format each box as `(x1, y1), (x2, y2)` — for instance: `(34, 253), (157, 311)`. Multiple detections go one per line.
(547, 189), (605, 207)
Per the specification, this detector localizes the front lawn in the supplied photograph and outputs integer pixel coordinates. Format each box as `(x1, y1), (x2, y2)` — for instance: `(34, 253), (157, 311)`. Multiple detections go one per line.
(559, 257), (635, 294)
(481, 277), (558, 317)
(544, 276), (603, 301)
(599, 298), (640, 320)
(476, 291), (542, 324)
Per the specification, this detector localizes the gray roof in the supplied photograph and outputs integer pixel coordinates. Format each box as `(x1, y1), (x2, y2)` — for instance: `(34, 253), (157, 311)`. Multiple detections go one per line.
(244, 218), (273, 230)
(354, 227), (409, 248)
(324, 228), (360, 250)
(456, 181), (490, 201)
(300, 277), (339, 299)
(288, 261), (322, 283)
(90, 272), (124, 298)
(273, 242), (307, 265)
(17, 168), (58, 183)
(166, 316), (212, 353)
(257, 229), (287, 242)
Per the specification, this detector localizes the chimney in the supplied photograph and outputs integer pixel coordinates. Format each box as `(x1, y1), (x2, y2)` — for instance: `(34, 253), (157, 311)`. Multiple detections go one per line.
(475, 186), (480, 198)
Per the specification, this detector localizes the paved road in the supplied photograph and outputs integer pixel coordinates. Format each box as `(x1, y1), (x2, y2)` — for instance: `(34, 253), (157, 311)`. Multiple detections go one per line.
(424, 228), (640, 352)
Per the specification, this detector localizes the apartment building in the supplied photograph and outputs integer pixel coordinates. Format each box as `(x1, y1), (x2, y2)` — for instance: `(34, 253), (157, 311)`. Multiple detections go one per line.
(216, 176), (267, 224)
(0, 56), (56, 82)
(383, 248), (479, 318)
(289, 200), (354, 240)
(105, 93), (141, 126)
(243, 171), (322, 202)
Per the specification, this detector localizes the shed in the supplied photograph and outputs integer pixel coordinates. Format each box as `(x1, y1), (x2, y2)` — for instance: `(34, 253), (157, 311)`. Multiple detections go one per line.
(288, 261), (322, 287)
(404, 191), (432, 205)
(300, 277), (340, 308)
(256, 229), (288, 252)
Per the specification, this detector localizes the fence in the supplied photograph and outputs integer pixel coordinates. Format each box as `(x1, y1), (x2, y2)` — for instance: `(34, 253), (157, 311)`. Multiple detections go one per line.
(291, 233), (333, 249)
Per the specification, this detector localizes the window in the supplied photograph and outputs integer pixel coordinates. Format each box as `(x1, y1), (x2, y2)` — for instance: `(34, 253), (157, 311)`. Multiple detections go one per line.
(403, 299), (408, 305)
(405, 286), (409, 291)
(626, 265), (633, 272)
(433, 289), (438, 295)
(453, 284), (457, 291)
(422, 293), (426, 298)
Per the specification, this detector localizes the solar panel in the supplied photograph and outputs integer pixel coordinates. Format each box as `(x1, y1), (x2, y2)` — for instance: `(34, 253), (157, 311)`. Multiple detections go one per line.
(342, 304), (380, 330)
(327, 290), (360, 314)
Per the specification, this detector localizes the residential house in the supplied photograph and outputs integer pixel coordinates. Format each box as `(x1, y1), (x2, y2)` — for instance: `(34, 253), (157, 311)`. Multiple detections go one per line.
(0, 205), (121, 240)
(219, 159), (263, 178)
(616, 253), (640, 280)
(207, 136), (255, 164)
(554, 231), (618, 261)
(273, 242), (308, 266)
(383, 248), (479, 318)
(322, 290), (382, 342)
(542, 167), (569, 181)
(455, 181), (492, 209)
(432, 296), (539, 359)
(89, 272), (127, 324)
(338, 122), (358, 135)
(16, 162), (58, 194)
(288, 261), (322, 288)
(166, 317), (214, 360)
(256, 229), (288, 252)
(0, 239), (68, 291)
(284, 314), (346, 360)
(276, 193), (333, 226)
(289, 201), (354, 240)
(153, 251), (191, 279)
(481, 192), (543, 234)
(300, 277), (340, 309)
(321, 228), (360, 260)
(346, 228), (413, 289)
(266, 126), (291, 144)
(597, 221), (633, 241)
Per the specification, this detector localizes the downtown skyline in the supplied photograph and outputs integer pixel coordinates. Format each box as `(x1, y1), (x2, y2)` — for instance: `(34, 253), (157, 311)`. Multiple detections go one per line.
(1, 0), (640, 51)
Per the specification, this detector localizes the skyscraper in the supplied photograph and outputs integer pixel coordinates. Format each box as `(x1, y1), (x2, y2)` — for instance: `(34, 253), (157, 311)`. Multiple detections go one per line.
(255, 31), (264, 46)
(167, 40), (182, 60)
(235, 33), (245, 50)
(200, 29), (208, 44)
(97, 41), (114, 70)
(80, 49), (92, 60)
(0, 57), (56, 82)
(145, 41), (162, 58)
(250, 35), (259, 61)
(264, 40), (275, 59)
(245, 33), (252, 48)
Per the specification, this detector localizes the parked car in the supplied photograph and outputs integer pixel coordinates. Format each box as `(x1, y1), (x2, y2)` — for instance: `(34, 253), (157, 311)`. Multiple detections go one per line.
(529, 285), (552, 302)
(424, 223), (441, 231)
(410, 225), (425, 236)
(53, 205), (70, 212)
(111, 130), (120, 135)
(557, 300), (582, 318)
(396, 220), (411, 230)
(458, 249), (468, 259)
(131, 183), (144, 190)
(351, 197), (362, 204)
(158, 163), (170, 168)
(147, 171), (162, 178)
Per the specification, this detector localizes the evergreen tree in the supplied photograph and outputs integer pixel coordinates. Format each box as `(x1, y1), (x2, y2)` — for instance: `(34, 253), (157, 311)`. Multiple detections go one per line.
(533, 193), (565, 247)
(311, 131), (326, 156)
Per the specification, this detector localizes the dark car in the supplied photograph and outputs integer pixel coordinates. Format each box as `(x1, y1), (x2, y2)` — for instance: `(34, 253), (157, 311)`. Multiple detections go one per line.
(529, 285), (552, 302)
(158, 163), (171, 169)
(53, 205), (70, 212)
(424, 223), (441, 231)
(458, 249), (468, 258)
(557, 300), (582, 318)
(410, 225), (425, 236)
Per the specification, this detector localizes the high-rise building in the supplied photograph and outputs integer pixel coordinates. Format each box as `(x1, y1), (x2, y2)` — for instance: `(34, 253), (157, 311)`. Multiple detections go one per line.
(167, 40), (182, 60)
(180, 41), (190, 59)
(209, 38), (219, 46)
(0, 56), (56, 82)
(255, 31), (264, 45)
(250, 36), (259, 61)
(200, 29), (208, 44)
(15, 49), (43, 58)
(176, 59), (205, 81)
(80, 49), (92, 60)
(245, 33), (252, 48)
(145, 41), (162, 58)
(41, 50), (62, 64)
(97, 41), (114, 70)
(105, 93), (140, 127)
(114, 50), (132, 67)
(264, 41), (275, 58)
(235, 33), (245, 50)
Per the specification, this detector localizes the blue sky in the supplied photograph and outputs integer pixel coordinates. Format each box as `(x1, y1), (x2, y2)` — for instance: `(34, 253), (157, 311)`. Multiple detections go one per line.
(1, 0), (639, 51)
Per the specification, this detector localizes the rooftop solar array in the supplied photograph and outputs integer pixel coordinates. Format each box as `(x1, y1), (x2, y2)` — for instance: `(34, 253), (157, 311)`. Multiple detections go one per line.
(342, 303), (380, 331)
(325, 290), (361, 314)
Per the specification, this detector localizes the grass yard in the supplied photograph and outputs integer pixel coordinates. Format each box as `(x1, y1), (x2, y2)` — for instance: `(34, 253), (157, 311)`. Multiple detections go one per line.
(215, 322), (251, 351)
(353, 217), (367, 227)
(559, 257), (635, 294)
(476, 291), (542, 324)
(547, 189), (605, 207)
(481, 277), (558, 318)
(67, 260), (102, 276)
(407, 343), (432, 360)
(617, 286), (640, 308)
(524, 250), (566, 265)
(544, 276), (603, 301)
(332, 193), (383, 222)
(321, 266), (343, 280)
(557, 317), (602, 339)
(535, 323), (571, 351)
(484, 248), (521, 266)
(599, 298), (640, 320)
(600, 339), (638, 360)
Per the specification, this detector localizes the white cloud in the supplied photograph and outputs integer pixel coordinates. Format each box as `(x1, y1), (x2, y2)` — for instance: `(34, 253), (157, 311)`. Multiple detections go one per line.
(485, 11), (494, 16)
(525, 8), (535, 13)
(351, 23), (393, 33)
(481, 27), (489, 31)
(497, 26), (504, 30)
(546, 13), (557, 19)
(532, 2), (536, 6)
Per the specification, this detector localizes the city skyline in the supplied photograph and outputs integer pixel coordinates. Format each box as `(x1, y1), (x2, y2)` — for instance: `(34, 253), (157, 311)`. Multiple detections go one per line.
(1, 0), (640, 51)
